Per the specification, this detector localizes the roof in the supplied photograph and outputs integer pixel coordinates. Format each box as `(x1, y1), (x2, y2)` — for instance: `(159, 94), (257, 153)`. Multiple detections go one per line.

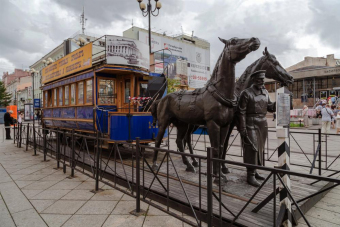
(290, 65), (332, 72)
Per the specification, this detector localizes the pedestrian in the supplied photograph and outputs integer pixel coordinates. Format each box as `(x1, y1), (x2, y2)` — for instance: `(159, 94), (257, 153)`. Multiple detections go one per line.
(321, 104), (334, 134)
(4, 110), (14, 140)
(18, 112), (22, 124)
(315, 103), (323, 118)
(302, 105), (309, 127)
(331, 105), (336, 129)
(272, 112), (276, 121)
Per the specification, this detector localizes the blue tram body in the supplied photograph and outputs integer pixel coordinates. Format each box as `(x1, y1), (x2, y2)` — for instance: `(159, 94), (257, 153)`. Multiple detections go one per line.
(40, 37), (168, 143)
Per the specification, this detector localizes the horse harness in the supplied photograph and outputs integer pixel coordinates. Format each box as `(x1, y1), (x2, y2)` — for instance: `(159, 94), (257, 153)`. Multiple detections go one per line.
(176, 82), (238, 110)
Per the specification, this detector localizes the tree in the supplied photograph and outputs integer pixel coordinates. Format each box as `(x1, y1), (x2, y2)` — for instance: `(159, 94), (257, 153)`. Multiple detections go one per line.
(0, 81), (12, 107)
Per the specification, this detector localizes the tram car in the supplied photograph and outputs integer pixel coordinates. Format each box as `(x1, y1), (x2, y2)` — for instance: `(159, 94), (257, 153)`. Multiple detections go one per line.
(40, 35), (167, 142)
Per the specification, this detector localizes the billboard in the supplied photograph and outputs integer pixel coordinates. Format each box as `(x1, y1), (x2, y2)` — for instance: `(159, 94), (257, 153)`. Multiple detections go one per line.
(138, 31), (210, 88)
(106, 36), (149, 71)
(42, 43), (93, 84)
(24, 104), (33, 121)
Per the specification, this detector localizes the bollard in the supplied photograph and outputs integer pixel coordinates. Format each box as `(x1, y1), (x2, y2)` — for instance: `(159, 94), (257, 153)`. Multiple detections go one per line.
(19, 123), (22, 148)
(26, 123), (30, 151)
(207, 147), (213, 227)
(71, 129), (75, 177)
(43, 128), (47, 161)
(318, 128), (322, 176)
(33, 124), (37, 156)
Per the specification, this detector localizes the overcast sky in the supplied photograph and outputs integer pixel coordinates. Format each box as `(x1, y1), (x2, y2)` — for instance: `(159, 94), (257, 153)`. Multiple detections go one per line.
(1, 0), (339, 78)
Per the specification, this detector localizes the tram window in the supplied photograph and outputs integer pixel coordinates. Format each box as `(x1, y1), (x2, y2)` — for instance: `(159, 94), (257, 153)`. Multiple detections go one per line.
(53, 89), (57, 107)
(71, 83), (76, 105)
(44, 91), (48, 107)
(320, 91), (327, 99)
(98, 79), (116, 104)
(48, 90), (52, 107)
(125, 79), (131, 103)
(58, 87), (63, 106)
(65, 85), (69, 106)
(329, 90), (336, 97)
(86, 80), (93, 104)
(139, 83), (148, 97)
(78, 82), (84, 105)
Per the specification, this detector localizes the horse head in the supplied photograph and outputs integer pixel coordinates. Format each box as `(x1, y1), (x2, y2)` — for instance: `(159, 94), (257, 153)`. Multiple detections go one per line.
(260, 47), (294, 86)
(218, 37), (261, 63)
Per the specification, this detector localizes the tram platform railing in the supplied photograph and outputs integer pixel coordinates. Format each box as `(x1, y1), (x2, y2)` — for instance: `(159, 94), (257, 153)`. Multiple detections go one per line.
(13, 124), (340, 227)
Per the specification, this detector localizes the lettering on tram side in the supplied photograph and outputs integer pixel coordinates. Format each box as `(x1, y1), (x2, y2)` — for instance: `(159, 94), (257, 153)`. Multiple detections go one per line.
(42, 43), (92, 84)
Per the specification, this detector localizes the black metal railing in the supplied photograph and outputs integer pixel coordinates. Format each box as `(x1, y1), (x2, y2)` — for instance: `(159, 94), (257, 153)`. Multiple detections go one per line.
(13, 125), (340, 227)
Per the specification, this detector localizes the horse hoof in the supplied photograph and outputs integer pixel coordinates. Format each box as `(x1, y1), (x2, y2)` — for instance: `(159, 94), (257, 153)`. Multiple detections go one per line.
(192, 161), (199, 167)
(186, 165), (196, 173)
(222, 167), (230, 174)
(213, 174), (228, 186)
(152, 163), (159, 172)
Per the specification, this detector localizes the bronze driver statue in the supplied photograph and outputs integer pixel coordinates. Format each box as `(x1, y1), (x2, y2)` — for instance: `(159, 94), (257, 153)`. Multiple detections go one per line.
(238, 70), (276, 187)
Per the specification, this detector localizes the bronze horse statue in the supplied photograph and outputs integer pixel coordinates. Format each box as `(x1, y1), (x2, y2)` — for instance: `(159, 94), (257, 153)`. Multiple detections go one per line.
(151, 37), (261, 179)
(178, 47), (294, 173)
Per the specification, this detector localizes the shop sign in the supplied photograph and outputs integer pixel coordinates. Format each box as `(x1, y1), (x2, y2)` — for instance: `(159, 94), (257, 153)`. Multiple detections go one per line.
(42, 43), (93, 84)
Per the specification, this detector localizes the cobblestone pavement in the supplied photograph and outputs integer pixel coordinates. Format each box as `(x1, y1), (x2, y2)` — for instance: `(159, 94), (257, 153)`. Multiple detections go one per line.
(0, 126), (202, 227)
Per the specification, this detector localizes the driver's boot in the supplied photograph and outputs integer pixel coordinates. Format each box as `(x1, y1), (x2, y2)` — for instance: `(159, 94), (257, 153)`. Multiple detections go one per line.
(247, 170), (261, 187)
(255, 171), (265, 180)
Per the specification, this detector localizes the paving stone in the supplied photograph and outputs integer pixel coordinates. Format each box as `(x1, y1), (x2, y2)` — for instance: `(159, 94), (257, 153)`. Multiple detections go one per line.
(76, 200), (117, 215)
(0, 175), (12, 184)
(90, 189), (124, 201)
(17, 174), (50, 181)
(61, 190), (94, 201)
(41, 200), (86, 214)
(121, 193), (135, 201)
(39, 174), (68, 182)
(102, 214), (145, 227)
(144, 215), (183, 227)
(0, 182), (33, 213)
(74, 181), (103, 190)
(30, 199), (56, 212)
(32, 189), (71, 200)
(48, 180), (82, 190)
(12, 208), (47, 227)
(22, 180), (59, 190)
(0, 199), (16, 227)
(147, 204), (168, 216)
(10, 174), (27, 180)
(112, 200), (148, 215)
(62, 214), (108, 227)
(41, 214), (72, 227)
(21, 189), (44, 199)
(15, 180), (36, 188)
(306, 207), (340, 225)
(302, 214), (339, 227)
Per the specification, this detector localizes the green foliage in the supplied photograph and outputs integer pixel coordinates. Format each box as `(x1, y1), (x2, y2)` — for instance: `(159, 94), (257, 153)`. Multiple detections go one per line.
(167, 78), (180, 94)
(290, 122), (304, 127)
(0, 81), (11, 107)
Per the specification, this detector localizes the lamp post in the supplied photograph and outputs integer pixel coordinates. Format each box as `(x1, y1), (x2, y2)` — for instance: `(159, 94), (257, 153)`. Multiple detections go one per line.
(137, 0), (162, 54)
(29, 68), (38, 155)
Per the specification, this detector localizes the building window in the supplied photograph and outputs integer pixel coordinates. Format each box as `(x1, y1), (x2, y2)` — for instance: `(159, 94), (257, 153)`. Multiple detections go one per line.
(124, 79), (131, 103)
(65, 85), (69, 106)
(59, 87), (63, 106)
(98, 79), (116, 104)
(139, 83), (148, 97)
(78, 82), (84, 105)
(53, 89), (57, 107)
(86, 79), (93, 104)
(71, 83), (76, 105)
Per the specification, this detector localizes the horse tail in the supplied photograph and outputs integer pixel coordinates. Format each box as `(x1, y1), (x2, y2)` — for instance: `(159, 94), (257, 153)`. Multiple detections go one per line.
(151, 99), (161, 126)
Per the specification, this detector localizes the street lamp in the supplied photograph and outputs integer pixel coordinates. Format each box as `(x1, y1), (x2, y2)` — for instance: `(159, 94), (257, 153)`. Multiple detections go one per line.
(137, 0), (162, 54)
(29, 68), (38, 155)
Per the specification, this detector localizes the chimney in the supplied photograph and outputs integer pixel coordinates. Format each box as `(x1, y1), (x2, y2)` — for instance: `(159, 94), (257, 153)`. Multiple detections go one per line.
(326, 54), (335, 66)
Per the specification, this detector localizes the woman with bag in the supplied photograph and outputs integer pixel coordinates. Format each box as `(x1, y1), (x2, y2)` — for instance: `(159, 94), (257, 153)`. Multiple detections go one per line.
(321, 104), (334, 134)
(302, 105), (309, 128)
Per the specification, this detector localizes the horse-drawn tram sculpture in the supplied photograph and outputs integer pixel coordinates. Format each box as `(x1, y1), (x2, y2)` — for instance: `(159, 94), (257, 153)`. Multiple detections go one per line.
(33, 35), (340, 227)
(41, 36), (166, 143)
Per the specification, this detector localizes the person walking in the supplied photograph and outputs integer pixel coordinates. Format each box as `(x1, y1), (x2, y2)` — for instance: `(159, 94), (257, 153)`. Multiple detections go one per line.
(321, 104), (334, 134)
(4, 110), (14, 139)
(18, 112), (22, 124)
(302, 105), (309, 127)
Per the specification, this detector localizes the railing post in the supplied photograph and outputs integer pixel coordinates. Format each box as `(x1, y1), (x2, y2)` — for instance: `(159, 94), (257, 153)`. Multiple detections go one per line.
(33, 123), (37, 156)
(71, 129), (75, 177)
(207, 147), (213, 227)
(95, 131), (100, 191)
(13, 124), (16, 144)
(318, 128), (322, 176)
(130, 137), (146, 216)
(63, 130), (67, 173)
(56, 128), (60, 169)
(19, 123), (22, 148)
(26, 123), (29, 151)
(136, 138), (141, 212)
(43, 127), (47, 161)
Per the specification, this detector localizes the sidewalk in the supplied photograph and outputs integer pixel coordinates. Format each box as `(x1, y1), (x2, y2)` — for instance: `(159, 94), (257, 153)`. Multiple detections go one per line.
(0, 128), (194, 227)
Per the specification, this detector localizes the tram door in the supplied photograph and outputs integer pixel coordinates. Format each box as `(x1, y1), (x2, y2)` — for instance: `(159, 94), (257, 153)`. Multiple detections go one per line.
(118, 77), (132, 112)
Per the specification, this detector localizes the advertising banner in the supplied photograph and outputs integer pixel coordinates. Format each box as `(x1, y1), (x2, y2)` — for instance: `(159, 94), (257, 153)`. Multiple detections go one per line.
(34, 99), (41, 108)
(42, 43), (93, 84)
(106, 36), (149, 71)
(138, 31), (210, 88)
(24, 104), (34, 121)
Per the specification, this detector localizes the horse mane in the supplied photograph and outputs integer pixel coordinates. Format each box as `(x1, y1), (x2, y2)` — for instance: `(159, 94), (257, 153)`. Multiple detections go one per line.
(234, 56), (265, 96)
(210, 50), (224, 82)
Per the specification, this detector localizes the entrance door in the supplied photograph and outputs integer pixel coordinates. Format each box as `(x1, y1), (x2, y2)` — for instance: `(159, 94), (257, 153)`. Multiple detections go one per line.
(119, 78), (131, 111)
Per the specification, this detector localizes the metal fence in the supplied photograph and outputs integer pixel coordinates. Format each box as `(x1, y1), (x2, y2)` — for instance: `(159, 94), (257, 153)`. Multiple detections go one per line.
(11, 124), (340, 226)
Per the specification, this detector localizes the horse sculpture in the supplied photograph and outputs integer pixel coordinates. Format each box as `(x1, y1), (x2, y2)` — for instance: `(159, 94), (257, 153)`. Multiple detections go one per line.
(151, 37), (261, 179)
(173, 47), (294, 174)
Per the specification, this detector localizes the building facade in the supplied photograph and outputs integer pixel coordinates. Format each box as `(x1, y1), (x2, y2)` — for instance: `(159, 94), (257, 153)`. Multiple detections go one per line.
(265, 54), (340, 108)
